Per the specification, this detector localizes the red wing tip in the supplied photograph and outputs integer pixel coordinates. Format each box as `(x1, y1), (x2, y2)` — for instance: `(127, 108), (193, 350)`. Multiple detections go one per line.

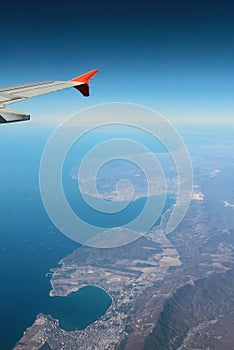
(70, 69), (99, 84)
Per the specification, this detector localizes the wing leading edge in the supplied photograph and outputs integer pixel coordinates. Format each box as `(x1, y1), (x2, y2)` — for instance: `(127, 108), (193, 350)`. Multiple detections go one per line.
(0, 69), (99, 123)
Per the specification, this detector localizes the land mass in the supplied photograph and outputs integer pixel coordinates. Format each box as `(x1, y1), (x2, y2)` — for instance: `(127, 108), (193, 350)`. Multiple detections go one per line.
(15, 144), (234, 349)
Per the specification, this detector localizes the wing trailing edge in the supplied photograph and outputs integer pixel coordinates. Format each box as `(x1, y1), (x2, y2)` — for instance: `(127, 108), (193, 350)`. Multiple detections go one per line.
(0, 108), (30, 123)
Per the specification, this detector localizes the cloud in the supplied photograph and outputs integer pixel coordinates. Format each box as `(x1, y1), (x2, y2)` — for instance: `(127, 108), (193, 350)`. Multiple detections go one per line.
(223, 201), (234, 208)
(210, 169), (221, 177)
(192, 191), (204, 201)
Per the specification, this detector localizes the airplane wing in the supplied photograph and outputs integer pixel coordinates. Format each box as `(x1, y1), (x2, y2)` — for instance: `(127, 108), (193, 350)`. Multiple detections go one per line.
(0, 69), (99, 123)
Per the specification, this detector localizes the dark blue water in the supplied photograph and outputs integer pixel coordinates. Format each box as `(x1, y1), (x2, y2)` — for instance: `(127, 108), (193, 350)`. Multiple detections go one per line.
(0, 128), (111, 349)
(0, 179), (112, 349)
(0, 126), (172, 350)
(47, 286), (111, 331)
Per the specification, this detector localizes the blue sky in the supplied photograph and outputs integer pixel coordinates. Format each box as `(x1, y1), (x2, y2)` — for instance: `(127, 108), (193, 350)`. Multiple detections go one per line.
(0, 0), (233, 124)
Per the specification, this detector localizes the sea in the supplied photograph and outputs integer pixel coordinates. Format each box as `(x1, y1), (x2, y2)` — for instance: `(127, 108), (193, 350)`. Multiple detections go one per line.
(0, 124), (171, 349)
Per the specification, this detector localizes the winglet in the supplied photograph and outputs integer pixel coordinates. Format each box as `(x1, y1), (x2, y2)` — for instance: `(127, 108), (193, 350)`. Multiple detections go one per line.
(70, 69), (99, 96)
